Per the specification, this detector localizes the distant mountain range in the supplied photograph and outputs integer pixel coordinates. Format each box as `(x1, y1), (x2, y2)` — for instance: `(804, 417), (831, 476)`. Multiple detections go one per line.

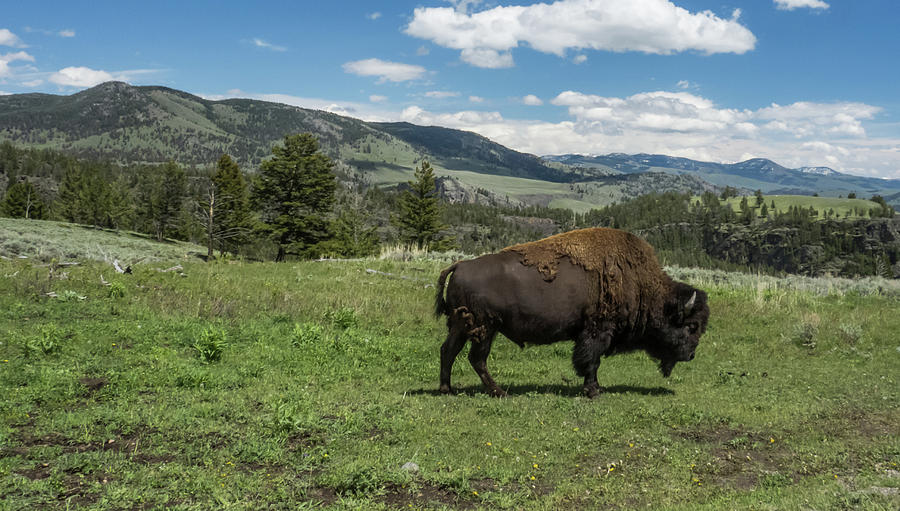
(1, 82), (899, 209)
(544, 154), (900, 201)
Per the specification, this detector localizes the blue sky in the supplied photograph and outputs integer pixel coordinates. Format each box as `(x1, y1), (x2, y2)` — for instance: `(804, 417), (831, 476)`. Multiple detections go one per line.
(2, 0), (899, 179)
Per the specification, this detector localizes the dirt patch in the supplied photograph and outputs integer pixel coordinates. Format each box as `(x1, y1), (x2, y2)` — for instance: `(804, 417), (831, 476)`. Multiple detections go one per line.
(16, 463), (51, 480)
(677, 425), (794, 491)
(380, 482), (475, 510)
(304, 485), (338, 506)
(79, 376), (109, 394)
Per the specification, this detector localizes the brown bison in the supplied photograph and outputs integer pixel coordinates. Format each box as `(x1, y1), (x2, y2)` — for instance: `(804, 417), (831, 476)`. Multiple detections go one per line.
(434, 227), (709, 398)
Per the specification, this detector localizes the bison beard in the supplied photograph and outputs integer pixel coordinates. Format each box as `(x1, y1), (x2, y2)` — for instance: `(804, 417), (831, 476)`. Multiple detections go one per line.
(434, 227), (709, 398)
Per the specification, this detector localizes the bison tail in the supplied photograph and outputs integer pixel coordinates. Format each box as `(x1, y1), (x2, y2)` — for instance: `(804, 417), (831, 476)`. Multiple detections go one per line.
(434, 263), (458, 318)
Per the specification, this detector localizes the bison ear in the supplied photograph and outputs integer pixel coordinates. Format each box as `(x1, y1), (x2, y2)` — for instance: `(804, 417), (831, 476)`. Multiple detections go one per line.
(683, 291), (697, 317)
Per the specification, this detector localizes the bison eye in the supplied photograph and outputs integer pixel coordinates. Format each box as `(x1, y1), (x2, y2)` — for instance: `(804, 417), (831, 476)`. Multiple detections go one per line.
(686, 323), (699, 334)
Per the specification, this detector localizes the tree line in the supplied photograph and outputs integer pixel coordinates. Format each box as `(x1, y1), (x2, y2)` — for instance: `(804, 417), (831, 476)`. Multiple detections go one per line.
(0, 136), (454, 260)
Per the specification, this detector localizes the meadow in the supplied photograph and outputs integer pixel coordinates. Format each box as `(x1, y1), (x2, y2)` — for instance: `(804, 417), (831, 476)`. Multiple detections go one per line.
(1, 240), (898, 509)
(719, 195), (881, 219)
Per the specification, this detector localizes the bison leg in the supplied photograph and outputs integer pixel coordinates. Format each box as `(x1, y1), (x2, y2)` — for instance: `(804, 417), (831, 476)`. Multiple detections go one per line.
(467, 332), (506, 397)
(439, 330), (467, 394)
(572, 328), (613, 399)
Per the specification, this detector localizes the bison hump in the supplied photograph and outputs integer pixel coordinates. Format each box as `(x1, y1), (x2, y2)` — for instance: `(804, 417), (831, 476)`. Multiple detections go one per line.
(503, 227), (659, 280)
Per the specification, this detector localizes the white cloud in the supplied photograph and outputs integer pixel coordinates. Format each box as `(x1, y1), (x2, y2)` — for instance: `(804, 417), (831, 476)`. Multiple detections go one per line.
(367, 12), (382, 20)
(200, 87), (900, 179)
(49, 66), (115, 87)
(0, 51), (35, 78)
(522, 94), (543, 106)
(572, 54), (587, 64)
(21, 78), (43, 87)
(406, 0), (757, 68)
(774, 0), (829, 10)
(47, 66), (161, 88)
(677, 80), (698, 90)
(416, 45), (430, 56)
(58, 29), (76, 37)
(425, 90), (460, 98)
(342, 58), (426, 83)
(369, 94), (388, 103)
(469, 95), (485, 103)
(0, 29), (26, 48)
(252, 38), (286, 52)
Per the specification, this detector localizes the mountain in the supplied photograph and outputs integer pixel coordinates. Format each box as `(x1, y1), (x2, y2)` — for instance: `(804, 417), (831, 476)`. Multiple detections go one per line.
(7, 82), (895, 211)
(545, 153), (900, 202)
(0, 82), (575, 182)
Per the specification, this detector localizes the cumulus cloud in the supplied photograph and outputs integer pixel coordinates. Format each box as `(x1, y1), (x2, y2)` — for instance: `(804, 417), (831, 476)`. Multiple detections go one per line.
(0, 29), (26, 48)
(49, 66), (116, 87)
(469, 95), (485, 103)
(522, 94), (543, 106)
(774, 0), (829, 10)
(48, 66), (160, 88)
(252, 38), (286, 52)
(572, 54), (587, 64)
(343, 58), (426, 83)
(425, 90), (461, 98)
(405, 0), (757, 68)
(0, 51), (35, 78)
(369, 94), (388, 103)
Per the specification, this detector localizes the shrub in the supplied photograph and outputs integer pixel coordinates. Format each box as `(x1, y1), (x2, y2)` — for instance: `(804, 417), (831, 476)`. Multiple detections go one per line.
(291, 323), (324, 347)
(838, 322), (862, 345)
(24, 324), (66, 356)
(326, 307), (357, 330)
(193, 326), (228, 364)
(108, 281), (126, 299)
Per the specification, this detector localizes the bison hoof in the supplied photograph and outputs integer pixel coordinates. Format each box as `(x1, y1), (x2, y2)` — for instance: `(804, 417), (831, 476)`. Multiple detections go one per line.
(439, 384), (453, 395)
(488, 388), (508, 398)
(583, 385), (603, 399)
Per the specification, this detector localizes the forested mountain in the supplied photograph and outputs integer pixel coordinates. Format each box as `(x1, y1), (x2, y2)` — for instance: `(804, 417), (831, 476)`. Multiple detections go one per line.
(547, 153), (900, 204)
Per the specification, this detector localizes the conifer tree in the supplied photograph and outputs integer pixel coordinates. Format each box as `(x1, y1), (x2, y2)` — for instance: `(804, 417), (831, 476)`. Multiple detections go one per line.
(2, 180), (46, 219)
(394, 160), (455, 250)
(146, 161), (187, 241)
(209, 154), (252, 255)
(252, 134), (336, 261)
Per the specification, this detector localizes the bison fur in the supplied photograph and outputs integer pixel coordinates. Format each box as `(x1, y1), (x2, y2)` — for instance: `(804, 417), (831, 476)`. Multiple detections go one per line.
(434, 227), (709, 398)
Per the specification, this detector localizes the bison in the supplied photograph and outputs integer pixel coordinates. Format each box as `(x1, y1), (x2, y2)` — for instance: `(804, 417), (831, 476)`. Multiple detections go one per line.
(434, 227), (709, 398)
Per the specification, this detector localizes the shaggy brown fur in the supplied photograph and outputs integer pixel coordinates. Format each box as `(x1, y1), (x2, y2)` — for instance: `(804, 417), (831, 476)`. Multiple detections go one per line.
(503, 227), (669, 330)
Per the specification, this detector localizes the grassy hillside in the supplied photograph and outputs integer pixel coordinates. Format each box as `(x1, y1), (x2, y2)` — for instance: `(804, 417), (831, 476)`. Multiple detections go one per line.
(719, 195), (882, 219)
(0, 218), (206, 263)
(1, 229), (898, 509)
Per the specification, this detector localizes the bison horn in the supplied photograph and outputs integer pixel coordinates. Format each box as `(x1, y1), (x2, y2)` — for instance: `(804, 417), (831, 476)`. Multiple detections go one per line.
(684, 291), (697, 316)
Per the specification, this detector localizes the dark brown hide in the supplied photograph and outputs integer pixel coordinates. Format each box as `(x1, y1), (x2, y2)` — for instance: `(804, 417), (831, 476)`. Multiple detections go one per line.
(434, 228), (709, 398)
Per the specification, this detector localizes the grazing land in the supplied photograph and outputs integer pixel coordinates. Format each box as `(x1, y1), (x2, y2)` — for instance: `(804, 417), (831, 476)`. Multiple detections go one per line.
(1, 242), (899, 509)
(719, 195), (881, 219)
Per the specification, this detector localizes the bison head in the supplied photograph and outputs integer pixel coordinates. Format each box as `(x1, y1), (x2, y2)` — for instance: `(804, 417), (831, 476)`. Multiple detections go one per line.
(648, 282), (709, 377)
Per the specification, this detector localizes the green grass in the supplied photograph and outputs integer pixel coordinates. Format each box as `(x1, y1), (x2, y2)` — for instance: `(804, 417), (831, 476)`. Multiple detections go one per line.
(719, 195), (880, 219)
(1, 251), (898, 510)
(0, 218), (206, 263)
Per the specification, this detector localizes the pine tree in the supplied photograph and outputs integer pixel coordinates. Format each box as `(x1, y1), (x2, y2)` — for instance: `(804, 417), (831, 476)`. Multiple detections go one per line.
(394, 160), (455, 250)
(2, 180), (46, 219)
(252, 134), (336, 261)
(147, 161), (187, 241)
(209, 154), (252, 256)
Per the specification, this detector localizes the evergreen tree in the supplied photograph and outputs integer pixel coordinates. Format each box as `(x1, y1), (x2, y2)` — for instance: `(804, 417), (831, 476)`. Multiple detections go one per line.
(394, 160), (455, 250)
(754, 189), (764, 207)
(318, 210), (381, 258)
(252, 134), (336, 261)
(2, 180), (46, 219)
(210, 154), (252, 255)
(147, 161), (187, 241)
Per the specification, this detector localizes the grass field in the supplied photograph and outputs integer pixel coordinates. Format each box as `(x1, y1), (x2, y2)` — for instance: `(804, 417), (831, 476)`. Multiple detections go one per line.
(719, 195), (881, 219)
(0, 218), (206, 264)
(1, 243), (898, 509)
